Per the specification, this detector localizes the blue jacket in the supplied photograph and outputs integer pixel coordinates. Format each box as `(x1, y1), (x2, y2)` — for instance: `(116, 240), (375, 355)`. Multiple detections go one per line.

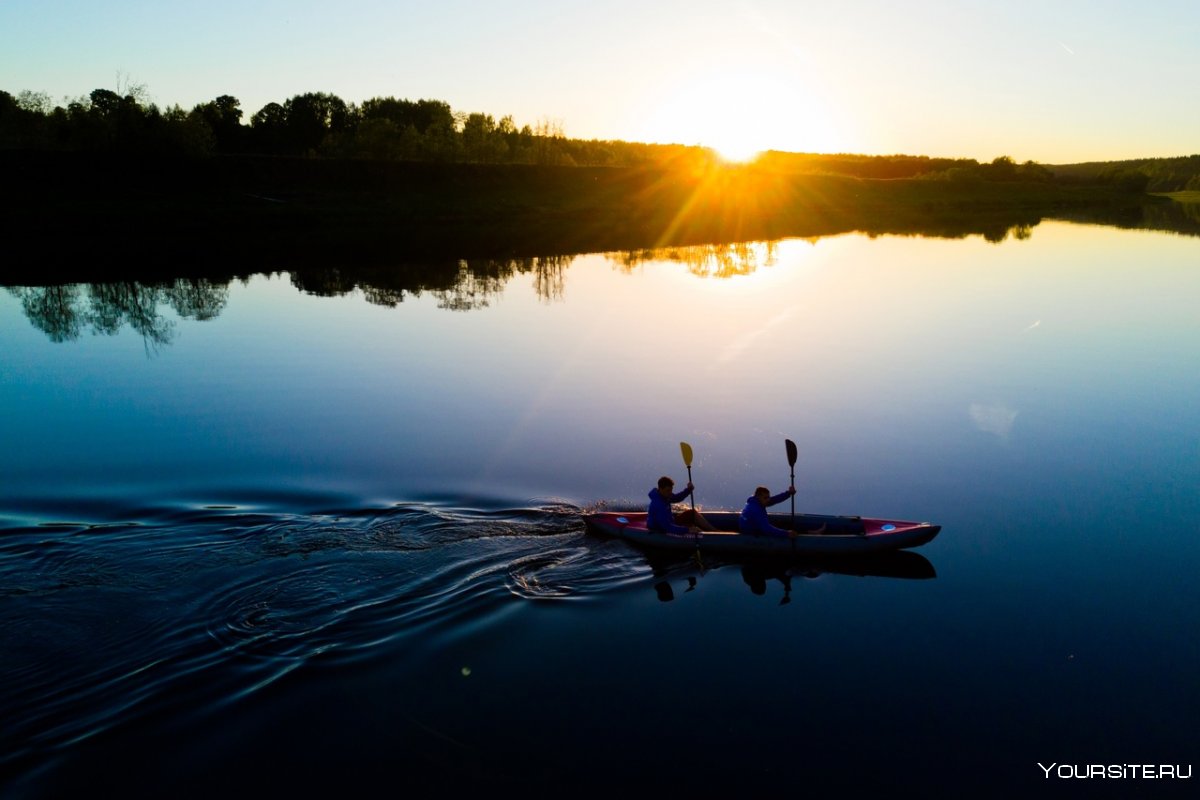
(647, 486), (693, 533)
(739, 491), (793, 537)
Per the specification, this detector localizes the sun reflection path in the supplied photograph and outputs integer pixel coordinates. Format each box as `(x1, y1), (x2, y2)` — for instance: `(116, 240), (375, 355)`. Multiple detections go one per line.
(606, 241), (778, 279)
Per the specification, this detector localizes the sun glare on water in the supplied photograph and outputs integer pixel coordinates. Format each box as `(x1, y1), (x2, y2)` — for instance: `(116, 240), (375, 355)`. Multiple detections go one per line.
(638, 67), (841, 161)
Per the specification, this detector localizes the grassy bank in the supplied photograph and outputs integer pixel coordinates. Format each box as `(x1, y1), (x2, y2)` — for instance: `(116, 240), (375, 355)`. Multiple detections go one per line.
(0, 150), (1158, 282)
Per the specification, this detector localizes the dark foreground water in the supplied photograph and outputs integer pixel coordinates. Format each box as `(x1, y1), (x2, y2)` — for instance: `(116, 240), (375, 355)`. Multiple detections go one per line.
(2, 222), (1198, 795)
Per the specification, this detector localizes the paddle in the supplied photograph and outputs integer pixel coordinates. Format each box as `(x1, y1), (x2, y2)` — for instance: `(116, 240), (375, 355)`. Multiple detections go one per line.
(785, 438), (798, 531)
(679, 441), (696, 512)
(680, 441), (702, 565)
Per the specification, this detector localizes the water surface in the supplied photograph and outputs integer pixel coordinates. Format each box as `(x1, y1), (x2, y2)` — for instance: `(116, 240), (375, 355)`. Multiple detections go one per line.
(2, 222), (1197, 794)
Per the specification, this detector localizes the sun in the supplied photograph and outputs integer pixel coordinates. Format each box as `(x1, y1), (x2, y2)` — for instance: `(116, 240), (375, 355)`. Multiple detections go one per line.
(635, 67), (841, 159)
(712, 135), (768, 164)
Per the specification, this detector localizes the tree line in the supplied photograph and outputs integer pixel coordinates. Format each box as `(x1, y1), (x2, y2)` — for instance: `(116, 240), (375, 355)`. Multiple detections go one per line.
(3, 85), (1192, 189)
(0, 86), (714, 168)
(1050, 155), (1200, 193)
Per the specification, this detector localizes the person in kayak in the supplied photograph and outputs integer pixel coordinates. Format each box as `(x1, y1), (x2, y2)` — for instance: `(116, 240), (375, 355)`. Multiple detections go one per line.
(647, 476), (713, 533)
(739, 486), (797, 537)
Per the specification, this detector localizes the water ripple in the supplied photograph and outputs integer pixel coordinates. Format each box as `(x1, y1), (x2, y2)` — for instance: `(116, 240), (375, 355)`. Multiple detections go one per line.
(0, 498), (648, 777)
(505, 543), (644, 600)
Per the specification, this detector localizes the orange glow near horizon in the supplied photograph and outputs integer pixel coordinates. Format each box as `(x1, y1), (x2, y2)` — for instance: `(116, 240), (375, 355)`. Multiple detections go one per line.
(633, 66), (845, 161)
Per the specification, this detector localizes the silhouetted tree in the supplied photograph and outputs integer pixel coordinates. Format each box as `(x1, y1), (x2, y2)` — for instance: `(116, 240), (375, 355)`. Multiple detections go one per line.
(88, 88), (124, 117)
(161, 104), (215, 156)
(360, 97), (453, 133)
(192, 95), (245, 153)
(462, 112), (507, 162)
(984, 155), (1018, 181)
(421, 114), (461, 162)
(1017, 160), (1052, 182)
(355, 117), (403, 160)
(0, 90), (24, 147)
(249, 102), (286, 152)
(533, 118), (571, 165)
(282, 92), (351, 156)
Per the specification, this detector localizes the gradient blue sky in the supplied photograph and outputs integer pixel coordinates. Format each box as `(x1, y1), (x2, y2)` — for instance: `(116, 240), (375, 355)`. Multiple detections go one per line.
(2, 0), (1197, 162)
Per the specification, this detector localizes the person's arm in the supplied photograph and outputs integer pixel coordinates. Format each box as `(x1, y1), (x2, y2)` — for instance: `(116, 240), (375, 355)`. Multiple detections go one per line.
(666, 485), (696, 533)
(766, 489), (794, 507)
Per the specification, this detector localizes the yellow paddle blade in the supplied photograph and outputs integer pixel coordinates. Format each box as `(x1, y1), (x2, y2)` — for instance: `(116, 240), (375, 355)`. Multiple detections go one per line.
(679, 441), (693, 467)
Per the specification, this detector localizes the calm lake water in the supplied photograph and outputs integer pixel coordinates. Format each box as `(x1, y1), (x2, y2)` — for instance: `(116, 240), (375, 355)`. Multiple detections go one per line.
(2, 220), (1198, 795)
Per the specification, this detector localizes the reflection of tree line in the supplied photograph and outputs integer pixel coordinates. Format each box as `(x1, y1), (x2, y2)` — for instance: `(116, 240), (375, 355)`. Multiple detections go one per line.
(7, 244), (780, 344)
(8, 279), (228, 346)
(289, 255), (571, 311)
(606, 241), (778, 278)
(0, 219), (1089, 346)
(288, 243), (779, 313)
(1125, 198), (1200, 235)
(6, 204), (1190, 343)
(1050, 198), (1200, 237)
(7, 258), (576, 344)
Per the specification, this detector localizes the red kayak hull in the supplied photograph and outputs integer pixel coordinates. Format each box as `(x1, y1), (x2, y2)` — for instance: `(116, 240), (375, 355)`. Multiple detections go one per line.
(583, 511), (940, 556)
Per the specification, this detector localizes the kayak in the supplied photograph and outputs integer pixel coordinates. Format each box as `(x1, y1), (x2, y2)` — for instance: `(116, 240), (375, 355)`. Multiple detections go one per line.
(583, 510), (940, 556)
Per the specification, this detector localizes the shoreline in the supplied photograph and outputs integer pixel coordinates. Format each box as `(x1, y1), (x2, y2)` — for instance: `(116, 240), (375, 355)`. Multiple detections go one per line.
(1, 150), (1167, 283)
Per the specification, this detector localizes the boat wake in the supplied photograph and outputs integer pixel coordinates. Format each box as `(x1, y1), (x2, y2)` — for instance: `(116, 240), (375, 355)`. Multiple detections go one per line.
(0, 494), (936, 789)
(0, 497), (639, 778)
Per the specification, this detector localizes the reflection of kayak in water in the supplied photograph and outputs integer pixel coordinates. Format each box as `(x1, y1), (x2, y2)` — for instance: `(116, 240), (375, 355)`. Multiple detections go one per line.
(746, 550), (936, 580)
(583, 511), (940, 556)
(648, 550), (936, 582)
(644, 548), (936, 604)
(645, 550), (936, 602)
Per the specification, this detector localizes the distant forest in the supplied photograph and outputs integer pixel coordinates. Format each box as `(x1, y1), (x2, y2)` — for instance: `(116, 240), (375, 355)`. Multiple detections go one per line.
(5, 84), (1195, 188)
(3, 85), (1197, 190)
(0, 86), (712, 168)
(1049, 156), (1200, 193)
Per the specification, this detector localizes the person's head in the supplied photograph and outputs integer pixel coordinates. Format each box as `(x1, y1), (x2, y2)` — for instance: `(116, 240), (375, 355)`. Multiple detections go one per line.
(754, 486), (771, 504)
(657, 476), (675, 495)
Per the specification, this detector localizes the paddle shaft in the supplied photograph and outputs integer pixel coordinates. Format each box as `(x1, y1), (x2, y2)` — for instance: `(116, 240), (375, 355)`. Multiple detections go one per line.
(790, 463), (795, 521)
(680, 441), (701, 560)
(785, 438), (798, 530)
(686, 464), (695, 511)
(680, 441), (696, 513)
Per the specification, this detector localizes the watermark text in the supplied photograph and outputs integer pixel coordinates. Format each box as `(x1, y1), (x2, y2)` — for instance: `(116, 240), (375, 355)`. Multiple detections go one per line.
(1038, 763), (1192, 780)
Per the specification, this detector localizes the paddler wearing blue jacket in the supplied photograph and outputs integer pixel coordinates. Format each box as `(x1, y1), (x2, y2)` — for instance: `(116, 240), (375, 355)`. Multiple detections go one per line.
(647, 476), (713, 533)
(740, 486), (797, 537)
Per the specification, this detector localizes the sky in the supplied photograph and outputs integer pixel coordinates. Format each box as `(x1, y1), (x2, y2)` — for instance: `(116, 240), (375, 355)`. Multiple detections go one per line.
(2, 0), (1197, 163)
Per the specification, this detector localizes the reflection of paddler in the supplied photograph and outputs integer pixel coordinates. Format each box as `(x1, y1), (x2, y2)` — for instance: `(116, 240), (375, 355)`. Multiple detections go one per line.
(641, 549), (937, 582)
(646, 476), (714, 533)
(653, 576), (697, 602)
(741, 564), (793, 604)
